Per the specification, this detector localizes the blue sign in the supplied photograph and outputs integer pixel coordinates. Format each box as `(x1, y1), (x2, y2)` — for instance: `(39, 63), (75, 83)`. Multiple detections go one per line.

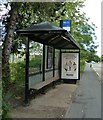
(60, 20), (71, 32)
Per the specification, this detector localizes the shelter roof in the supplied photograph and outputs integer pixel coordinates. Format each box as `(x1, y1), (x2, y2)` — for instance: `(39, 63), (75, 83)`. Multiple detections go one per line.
(17, 21), (80, 49)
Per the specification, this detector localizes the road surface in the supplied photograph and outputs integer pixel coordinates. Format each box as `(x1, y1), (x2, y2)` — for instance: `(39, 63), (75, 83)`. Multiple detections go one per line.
(65, 63), (101, 118)
(92, 63), (103, 80)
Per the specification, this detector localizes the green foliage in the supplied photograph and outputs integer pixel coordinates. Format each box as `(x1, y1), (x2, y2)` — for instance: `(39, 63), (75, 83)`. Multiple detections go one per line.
(86, 51), (100, 63)
(80, 59), (86, 74)
(2, 100), (9, 118)
(10, 61), (25, 86)
(2, 84), (14, 119)
(3, 61), (25, 118)
(10, 55), (42, 82)
(4, 1), (98, 64)
(29, 55), (41, 69)
(101, 55), (103, 62)
(2, 98), (12, 119)
(93, 55), (100, 62)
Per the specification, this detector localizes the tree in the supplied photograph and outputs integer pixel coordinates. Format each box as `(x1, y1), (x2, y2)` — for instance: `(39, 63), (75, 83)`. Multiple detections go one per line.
(2, 3), (22, 90)
(51, 1), (98, 62)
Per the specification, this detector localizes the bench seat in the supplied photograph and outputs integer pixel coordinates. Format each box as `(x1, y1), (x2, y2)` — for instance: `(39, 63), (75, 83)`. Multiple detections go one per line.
(30, 77), (59, 90)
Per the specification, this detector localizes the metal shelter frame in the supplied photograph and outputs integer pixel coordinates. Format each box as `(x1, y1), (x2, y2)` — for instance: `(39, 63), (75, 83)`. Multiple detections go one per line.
(17, 21), (80, 105)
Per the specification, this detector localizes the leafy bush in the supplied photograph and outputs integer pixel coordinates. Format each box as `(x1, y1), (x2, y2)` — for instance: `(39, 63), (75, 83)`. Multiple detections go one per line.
(29, 55), (41, 69)
(80, 59), (86, 74)
(2, 61), (25, 119)
(10, 55), (42, 85)
(2, 97), (12, 119)
(10, 61), (25, 86)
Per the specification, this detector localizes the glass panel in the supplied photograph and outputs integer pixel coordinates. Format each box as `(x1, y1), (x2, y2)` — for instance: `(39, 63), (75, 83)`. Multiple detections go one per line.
(29, 41), (43, 87)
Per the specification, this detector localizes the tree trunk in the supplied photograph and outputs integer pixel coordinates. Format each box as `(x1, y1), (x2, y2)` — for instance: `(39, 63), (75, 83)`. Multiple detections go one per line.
(2, 3), (20, 90)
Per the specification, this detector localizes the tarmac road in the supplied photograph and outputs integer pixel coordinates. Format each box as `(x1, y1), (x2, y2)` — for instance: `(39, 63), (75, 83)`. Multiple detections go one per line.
(92, 63), (103, 80)
(65, 63), (101, 118)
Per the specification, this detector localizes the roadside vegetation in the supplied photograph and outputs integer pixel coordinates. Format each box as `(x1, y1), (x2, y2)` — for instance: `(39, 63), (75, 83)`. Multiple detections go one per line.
(80, 59), (86, 75)
(101, 55), (103, 63)
(1, 1), (100, 118)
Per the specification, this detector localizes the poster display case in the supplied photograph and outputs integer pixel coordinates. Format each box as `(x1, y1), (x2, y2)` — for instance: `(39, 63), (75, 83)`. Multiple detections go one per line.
(61, 52), (80, 80)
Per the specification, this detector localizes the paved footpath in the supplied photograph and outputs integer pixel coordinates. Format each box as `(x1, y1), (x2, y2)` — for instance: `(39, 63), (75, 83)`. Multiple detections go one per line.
(10, 84), (77, 118)
(65, 63), (101, 118)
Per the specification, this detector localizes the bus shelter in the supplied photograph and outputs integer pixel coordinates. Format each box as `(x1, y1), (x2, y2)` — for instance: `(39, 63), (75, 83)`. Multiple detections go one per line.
(17, 21), (80, 105)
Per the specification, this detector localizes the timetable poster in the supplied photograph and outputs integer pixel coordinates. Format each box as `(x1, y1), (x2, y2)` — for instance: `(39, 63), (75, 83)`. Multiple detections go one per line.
(61, 52), (79, 79)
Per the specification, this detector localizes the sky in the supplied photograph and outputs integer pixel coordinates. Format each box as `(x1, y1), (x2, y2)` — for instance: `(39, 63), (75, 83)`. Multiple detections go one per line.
(82, 0), (102, 57)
